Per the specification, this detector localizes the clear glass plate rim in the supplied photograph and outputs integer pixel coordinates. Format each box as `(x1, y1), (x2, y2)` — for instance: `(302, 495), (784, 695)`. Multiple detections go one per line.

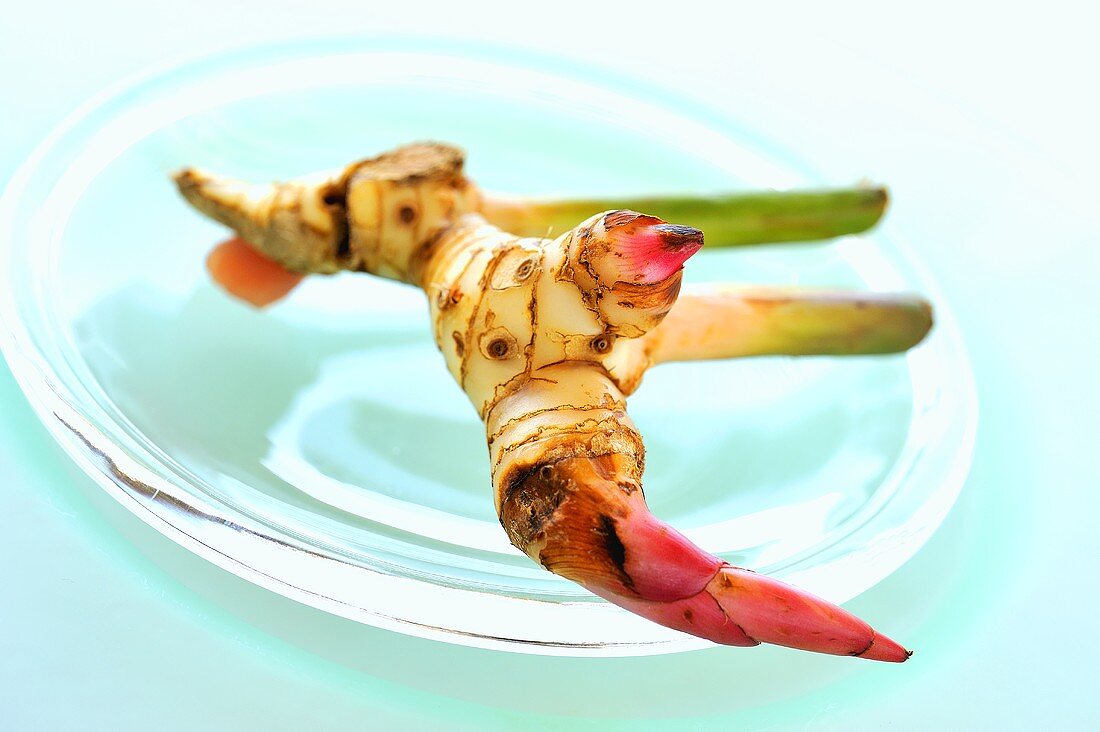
(0, 37), (979, 656)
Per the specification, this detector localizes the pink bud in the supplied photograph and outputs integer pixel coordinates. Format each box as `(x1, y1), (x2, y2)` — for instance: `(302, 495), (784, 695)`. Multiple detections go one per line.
(598, 211), (704, 285)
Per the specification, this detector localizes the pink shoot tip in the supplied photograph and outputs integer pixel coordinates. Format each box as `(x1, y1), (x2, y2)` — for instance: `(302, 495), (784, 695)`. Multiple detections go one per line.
(599, 211), (704, 284)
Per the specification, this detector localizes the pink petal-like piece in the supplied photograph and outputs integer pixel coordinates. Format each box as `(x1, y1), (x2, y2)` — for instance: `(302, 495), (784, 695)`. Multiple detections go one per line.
(600, 212), (704, 284)
(580, 490), (911, 662)
(616, 505), (723, 602)
(588, 583), (760, 647)
(708, 567), (911, 661)
(501, 424), (910, 663)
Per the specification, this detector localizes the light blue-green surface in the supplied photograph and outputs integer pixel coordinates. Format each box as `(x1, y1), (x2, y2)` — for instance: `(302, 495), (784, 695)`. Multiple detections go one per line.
(2, 3), (1098, 729)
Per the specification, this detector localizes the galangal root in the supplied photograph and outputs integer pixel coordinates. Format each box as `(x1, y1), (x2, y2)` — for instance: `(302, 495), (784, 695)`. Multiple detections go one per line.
(174, 142), (887, 301)
(174, 143), (930, 661)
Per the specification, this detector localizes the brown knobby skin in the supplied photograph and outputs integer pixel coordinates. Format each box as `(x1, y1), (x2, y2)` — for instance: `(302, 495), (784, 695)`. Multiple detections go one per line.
(174, 143), (480, 278)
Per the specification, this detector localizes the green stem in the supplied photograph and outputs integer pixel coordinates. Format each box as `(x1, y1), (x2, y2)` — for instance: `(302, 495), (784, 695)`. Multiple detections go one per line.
(651, 288), (932, 362)
(482, 187), (888, 247)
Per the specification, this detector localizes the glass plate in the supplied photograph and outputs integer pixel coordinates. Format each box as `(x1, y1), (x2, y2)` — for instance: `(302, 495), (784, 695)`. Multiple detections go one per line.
(0, 39), (976, 656)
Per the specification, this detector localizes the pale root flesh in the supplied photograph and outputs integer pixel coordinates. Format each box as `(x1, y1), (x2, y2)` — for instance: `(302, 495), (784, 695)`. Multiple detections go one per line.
(173, 146), (925, 660)
(174, 143), (480, 279)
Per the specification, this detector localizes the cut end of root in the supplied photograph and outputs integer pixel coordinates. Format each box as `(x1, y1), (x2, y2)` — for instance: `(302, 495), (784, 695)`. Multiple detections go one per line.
(601, 211), (703, 284)
(206, 237), (305, 308)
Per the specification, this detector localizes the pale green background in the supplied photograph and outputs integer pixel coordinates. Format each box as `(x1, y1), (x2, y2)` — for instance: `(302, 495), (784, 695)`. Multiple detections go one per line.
(1, 2), (1098, 729)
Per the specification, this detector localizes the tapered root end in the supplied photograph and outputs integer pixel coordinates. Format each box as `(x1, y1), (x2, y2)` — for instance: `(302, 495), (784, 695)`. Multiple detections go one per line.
(171, 166), (202, 189)
(172, 167), (271, 239)
(600, 211), (704, 284)
(706, 567), (911, 662)
(506, 455), (911, 662)
(172, 167), (241, 215)
(858, 633), (913, 663)
(172, 164), (346, 274)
